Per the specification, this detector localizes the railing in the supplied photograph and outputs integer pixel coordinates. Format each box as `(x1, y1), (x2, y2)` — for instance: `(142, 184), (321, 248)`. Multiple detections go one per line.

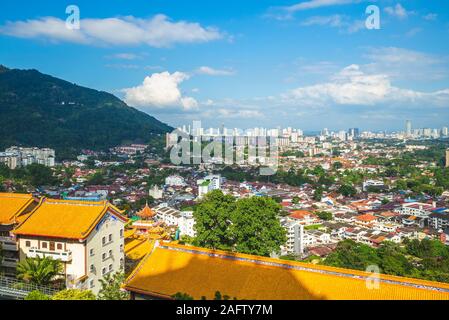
(0, 276), (61, 299)
(28, 248), (72, 262)
(1, 257), (19, 268)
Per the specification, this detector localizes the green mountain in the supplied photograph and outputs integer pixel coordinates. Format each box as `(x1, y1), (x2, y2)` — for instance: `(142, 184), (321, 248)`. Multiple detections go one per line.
(0, 66), (172, 159)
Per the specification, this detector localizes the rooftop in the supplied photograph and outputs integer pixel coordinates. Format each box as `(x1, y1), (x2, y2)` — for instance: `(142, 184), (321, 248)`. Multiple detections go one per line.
(14, 198), (128, 240)
(124, 243), (449, 300)
(0, 193), (35, 225)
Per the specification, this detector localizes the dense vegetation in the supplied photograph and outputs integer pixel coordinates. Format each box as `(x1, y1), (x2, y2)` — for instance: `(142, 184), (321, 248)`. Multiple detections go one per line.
(0, 66), (172, 159)
(192, 190), (287, 256)
(322, 239), (449, 283)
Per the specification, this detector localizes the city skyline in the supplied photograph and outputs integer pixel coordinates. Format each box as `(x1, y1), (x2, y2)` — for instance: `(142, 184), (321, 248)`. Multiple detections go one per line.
(1, 1), (449, 130)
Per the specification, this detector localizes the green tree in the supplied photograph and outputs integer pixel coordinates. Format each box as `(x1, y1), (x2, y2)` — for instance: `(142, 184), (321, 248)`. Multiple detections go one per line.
(24, 290), (51, 300)
(26, 163), (56, 186)
(97, 272), (130, 300)
(315, 211), (333, 221)
(16, 256), (62, 286)
(193, 190), (236, 251)
(338, 184), (357, 197)
(230, 196), (287, 256)
(52, 289), (96, 300)
(172, 292), (194, 300)
(313, 187), (323, 201)
(194, 190), (287, 256)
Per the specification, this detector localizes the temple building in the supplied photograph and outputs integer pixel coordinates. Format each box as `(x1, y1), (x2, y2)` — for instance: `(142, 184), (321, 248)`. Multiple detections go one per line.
(13, 198), (128, 294)
(123, 242), (449, 300)
(0, 193), (38, 276)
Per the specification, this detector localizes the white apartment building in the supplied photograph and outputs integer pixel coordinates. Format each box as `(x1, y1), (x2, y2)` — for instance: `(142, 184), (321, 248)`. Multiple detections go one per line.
(153, 204), (196, 237)
(13, 199), (128, 294)
(197, 174), (222, 198)
(165, 175), (186, 187)
(2, 146), (55, 168)
(395, 202), (436, 217)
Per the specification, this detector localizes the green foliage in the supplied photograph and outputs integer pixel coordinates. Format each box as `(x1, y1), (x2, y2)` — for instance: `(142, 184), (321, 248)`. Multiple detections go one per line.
(24, 290), (51, 300)
(231, 196), (287, 256)
(324, 239), (449, 283)
(16, 256), (62, 286)
(193, 190), (287, 256)
(313, 187), (323, 201)
(97, 272), (130, 300)
(172, 292), (194, 300)
(0, 67), (171, 157)
(338, 184), (357, 197)
(315, 211), (333, 221)
(52, 289), (96, 300)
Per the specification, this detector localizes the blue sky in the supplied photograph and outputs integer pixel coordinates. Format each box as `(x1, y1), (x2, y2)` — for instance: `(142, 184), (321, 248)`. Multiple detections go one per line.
(1, 0), (449, 131)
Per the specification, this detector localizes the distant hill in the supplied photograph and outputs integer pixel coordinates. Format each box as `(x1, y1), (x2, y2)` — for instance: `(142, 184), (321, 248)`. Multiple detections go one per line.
(0, 65), (172, 159)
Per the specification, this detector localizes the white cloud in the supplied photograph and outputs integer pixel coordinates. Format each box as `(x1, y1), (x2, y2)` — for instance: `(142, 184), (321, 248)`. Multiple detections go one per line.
(108, 53), (141, 60)
(363, 47), (448, 81)
(0, 14), (223, 47)
(423, 13), (438, 21)
(285, 0), (359, 12)
(203, 108), (264, 119)
(300, 15), (365, 33)
(123, 71), (198, 111)
(384, 4), (410, 20)
(196, 66), (235, 76)
(281, 64), (449, 107)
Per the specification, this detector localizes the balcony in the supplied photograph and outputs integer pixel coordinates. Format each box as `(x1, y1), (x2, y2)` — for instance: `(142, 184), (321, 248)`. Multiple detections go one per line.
(0, 237), (18, 251)
(1, 257), (19, 268)
(28, 248), (72, 262)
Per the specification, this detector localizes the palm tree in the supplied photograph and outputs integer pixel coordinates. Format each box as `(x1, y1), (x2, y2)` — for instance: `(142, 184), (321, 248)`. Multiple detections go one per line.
(17, 256), (62, 286)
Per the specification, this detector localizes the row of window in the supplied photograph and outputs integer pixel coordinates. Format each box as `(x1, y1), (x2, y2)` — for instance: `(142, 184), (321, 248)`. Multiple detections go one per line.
(25, 240), (63, 251)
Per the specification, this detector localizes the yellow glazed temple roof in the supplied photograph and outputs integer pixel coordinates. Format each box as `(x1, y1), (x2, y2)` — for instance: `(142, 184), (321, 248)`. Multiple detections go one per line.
(124, 243), (449, 300)
(14, 198), (128, 240)
(0, 193), (35, 225)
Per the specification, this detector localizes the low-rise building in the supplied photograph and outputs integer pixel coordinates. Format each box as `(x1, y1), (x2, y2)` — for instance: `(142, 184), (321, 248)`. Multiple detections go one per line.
(153, 204), (196, 237)
(13, 198), (128, 294)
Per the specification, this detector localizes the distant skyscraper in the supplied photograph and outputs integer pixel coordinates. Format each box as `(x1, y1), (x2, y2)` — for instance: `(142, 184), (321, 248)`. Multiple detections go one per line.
(442, 127), (448, 136)
(348, 128), (360, 138)
(405, 120), (412, 137)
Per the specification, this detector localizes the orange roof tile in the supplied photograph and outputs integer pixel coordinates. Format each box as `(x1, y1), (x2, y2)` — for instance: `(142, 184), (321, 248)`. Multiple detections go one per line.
(0, 193), (35, 225)
(137, 203), (156, 219)
(13, 198), (128, 240)
(356, 214), (377, 222)
(124, 243), (449, 300)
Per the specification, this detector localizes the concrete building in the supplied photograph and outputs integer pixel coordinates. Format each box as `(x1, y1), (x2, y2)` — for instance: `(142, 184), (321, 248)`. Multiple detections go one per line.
(0, 193), (38, 276)
(13, 198), (128, 294)
(153, 204), (196, 237)
(197, 174), (222, 198)
(446, 149), (449, 168)
(2, 147), (55, 168)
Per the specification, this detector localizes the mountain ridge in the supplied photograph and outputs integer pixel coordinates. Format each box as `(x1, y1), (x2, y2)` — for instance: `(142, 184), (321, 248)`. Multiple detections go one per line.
(0, 66), (172, 159)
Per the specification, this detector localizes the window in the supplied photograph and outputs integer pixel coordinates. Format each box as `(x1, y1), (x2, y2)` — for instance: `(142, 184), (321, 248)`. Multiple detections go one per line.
(120, 258), (124, 268)
(102, 267), (107, 276)
(108, 234), (112, 242)
(102, 252), (107, 261)
(120, 244), (124, 252)
(108, 264), (113, 272)
(89, 248), (94, 256)
(89, 280), (95, 288)
(90, 264), (95, 273)
(42, 242), (47, 249)
(57, 243), (63, 250)
(102, 236), (106, 245)
(120, 229), (124, 238)
(25, 241), (31, 247)
(109, 250), (113, 258)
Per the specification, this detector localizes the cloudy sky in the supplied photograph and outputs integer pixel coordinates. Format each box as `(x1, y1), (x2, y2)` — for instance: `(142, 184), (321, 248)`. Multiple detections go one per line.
(1, 0), (449, 131)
